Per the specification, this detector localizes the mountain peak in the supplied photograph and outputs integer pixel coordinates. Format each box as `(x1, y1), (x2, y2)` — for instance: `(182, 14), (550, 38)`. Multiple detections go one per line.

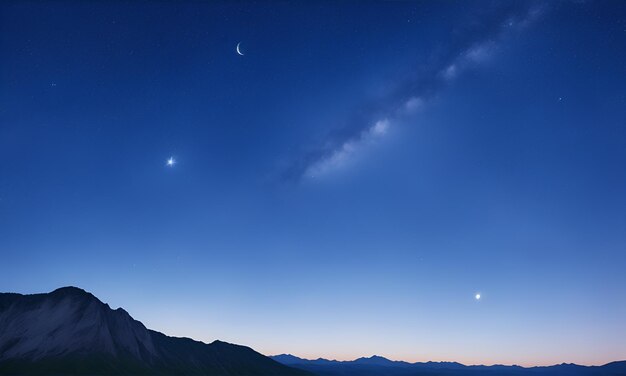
(51, 286), (87, 293)
(368, 355), (388, 360)
(354, 355), (396, 366)
(50, 286), (95, 299)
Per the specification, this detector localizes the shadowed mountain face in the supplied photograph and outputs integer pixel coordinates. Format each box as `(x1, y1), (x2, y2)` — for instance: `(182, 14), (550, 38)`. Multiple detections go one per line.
(0, 287), (311, 376)
(271, 355), (626, 376)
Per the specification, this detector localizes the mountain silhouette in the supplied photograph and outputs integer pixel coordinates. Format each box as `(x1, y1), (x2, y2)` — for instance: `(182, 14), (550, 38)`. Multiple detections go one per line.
(271, 354), (626, 376)
(353, 355), (410, 367)
(0, 287), (311, 375)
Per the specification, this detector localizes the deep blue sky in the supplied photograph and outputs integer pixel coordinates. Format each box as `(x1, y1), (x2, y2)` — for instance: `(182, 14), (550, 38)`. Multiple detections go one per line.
(1, 0), (625, 367)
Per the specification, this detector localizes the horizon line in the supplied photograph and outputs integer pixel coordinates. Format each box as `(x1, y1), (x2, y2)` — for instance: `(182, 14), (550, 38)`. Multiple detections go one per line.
(268, 353), (626, 369)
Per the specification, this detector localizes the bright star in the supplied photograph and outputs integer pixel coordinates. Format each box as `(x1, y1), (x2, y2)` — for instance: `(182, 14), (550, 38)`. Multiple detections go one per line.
(166, 157), (175, 167)
(475, 293), (481, 300)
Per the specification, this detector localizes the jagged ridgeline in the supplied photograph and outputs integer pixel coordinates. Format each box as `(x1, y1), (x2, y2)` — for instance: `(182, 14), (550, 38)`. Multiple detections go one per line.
(270, 354), (626, 376)
(0, 287), (311, 376)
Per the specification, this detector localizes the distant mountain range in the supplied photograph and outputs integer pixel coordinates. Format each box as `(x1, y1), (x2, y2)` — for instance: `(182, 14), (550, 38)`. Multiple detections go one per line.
(270, 354), (626, 376)
(0, 287), (311, 375)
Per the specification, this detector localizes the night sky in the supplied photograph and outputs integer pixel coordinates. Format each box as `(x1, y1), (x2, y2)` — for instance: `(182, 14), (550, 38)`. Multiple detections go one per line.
(1, 0), (626, 367)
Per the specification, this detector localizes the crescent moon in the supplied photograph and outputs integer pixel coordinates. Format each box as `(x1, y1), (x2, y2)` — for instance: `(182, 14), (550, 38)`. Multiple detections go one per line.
(236, 42), (244, 56)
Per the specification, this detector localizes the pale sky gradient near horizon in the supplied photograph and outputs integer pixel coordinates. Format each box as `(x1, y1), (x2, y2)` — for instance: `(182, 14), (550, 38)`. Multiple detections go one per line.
(1, 0), (626, 368)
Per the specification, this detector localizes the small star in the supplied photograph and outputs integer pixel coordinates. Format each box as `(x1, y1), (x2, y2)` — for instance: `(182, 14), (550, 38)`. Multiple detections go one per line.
(166, 157), (175, 167)
(558, 97), (563, 101)
(50, 83), (57, 87)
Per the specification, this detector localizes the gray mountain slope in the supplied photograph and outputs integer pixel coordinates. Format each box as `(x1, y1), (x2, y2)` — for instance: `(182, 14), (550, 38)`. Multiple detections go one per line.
(0, 287), (310, 376)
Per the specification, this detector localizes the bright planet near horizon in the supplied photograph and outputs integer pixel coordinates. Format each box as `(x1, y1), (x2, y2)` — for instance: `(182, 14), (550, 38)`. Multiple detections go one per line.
(475, 293), (481, 300)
